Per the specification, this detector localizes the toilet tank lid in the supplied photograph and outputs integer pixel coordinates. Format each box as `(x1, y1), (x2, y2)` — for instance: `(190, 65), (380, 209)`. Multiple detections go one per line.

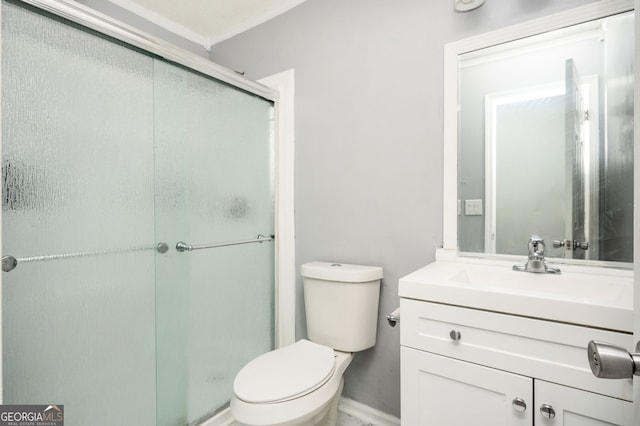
(301, 262), (383, 282)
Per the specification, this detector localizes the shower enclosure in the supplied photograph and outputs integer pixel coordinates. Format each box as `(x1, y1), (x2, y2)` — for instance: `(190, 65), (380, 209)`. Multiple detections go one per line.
(1, 1), (278, 424)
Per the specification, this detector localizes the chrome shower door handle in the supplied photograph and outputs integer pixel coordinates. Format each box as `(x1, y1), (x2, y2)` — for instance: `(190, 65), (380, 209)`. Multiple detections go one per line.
(587, 341), (640, 379)
(176, 234), (274, 253)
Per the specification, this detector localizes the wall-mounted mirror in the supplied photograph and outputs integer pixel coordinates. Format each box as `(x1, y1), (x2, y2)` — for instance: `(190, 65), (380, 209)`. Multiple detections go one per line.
(444, 1), (634, 266)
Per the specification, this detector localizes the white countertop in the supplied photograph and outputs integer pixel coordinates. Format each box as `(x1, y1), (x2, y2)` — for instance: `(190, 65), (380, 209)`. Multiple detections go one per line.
(399, 258), (633, 332)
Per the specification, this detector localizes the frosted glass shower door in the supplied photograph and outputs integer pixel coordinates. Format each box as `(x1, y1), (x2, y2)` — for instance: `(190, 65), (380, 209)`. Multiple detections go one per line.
(154, 61), (275, 425)
(2, 2), (276, 425)
(2, 1), (156, 425)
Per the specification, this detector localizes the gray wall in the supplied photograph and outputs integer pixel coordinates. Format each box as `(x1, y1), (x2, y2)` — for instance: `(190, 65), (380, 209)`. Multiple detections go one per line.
(208, 0), (599, 417)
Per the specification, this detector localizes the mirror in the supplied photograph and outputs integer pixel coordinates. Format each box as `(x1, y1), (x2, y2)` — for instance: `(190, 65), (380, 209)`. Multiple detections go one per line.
(450, 4), (634, 264)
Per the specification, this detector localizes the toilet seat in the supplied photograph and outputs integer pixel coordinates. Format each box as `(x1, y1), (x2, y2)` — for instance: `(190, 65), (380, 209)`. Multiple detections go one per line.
(233, 340), (336, 404)
(231, 349), (353, 426)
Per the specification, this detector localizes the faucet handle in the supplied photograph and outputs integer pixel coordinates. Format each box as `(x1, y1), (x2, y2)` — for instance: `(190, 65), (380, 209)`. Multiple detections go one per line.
(528, 235), (545, 255)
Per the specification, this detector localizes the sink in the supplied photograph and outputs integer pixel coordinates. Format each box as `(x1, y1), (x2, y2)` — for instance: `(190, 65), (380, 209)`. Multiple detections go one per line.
(399, 258), (633, 332)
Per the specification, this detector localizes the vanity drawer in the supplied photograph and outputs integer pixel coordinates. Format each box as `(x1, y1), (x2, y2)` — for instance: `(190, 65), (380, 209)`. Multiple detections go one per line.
(400, 298), (633, 401)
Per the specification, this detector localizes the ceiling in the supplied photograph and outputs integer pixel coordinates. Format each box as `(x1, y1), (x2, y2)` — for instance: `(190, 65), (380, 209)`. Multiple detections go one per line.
(107, 0), (308, 49)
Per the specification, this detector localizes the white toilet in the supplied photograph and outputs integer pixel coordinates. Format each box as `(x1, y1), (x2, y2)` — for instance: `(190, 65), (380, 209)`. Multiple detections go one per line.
(230, 261), (383, 426)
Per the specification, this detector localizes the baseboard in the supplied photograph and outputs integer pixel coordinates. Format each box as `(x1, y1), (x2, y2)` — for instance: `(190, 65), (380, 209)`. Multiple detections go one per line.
(338, 397), (401, 426)
(200, 397), (401, 426)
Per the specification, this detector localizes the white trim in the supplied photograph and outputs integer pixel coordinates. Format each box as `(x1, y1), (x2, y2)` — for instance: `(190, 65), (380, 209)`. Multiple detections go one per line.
(106, 0), (212, 49)
(338, 397), (401, 426)
(443, 0), (634, 252)
(259, 70), (296, 349)
(20, 0), (277, 101)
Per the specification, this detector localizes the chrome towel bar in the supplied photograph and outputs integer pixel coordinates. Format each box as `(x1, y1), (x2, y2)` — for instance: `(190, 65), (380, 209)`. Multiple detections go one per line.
(175, 234), (274, 253)
(2, 242), (169, 273)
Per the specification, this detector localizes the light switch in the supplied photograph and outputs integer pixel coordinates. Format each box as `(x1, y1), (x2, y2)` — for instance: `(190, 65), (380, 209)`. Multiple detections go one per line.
(465, 199), (483, 216)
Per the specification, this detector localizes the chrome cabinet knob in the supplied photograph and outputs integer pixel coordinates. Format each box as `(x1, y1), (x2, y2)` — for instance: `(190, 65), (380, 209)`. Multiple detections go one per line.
(512, 397), (527, 412)
(540, 404), (556, 419)
(449, 330), (462, 341)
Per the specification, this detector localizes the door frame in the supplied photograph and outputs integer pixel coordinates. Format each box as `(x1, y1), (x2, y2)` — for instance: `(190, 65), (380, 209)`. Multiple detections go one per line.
(259, 69), (296, 349)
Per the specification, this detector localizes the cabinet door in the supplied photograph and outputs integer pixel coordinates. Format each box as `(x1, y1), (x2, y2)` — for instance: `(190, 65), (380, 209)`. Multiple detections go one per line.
(534, 380), (633, 425)
(401, 347), (533, 425)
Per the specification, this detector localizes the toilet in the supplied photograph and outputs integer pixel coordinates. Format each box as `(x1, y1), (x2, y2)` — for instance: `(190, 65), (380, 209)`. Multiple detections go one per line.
(230, 261), (383, 426)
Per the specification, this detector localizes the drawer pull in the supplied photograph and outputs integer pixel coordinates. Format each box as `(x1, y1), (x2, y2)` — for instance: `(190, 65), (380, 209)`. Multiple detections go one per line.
(540, 404), (556, 419)
(449, 330), (462, 341)
(512, 397), (527, 412)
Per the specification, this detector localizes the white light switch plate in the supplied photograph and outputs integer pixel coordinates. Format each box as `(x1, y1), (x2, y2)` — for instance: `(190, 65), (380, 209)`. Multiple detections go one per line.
(465, 199), (483, 216)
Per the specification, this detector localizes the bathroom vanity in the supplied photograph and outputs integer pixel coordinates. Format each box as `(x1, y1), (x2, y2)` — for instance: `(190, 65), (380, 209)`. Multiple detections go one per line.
(399, 255), (634, 425)
(407, 0), (639, 423)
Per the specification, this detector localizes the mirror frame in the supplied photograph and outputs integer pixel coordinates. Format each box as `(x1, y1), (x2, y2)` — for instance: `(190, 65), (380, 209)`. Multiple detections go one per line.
(442, 0), (635, 260)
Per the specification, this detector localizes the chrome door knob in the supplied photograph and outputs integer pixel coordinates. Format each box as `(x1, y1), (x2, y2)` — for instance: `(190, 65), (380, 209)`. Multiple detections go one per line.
(512, 397), (527, 412)
(574, 241), (589, 250)
(587, 341), (640, 379)
(552, 239), (589, 250)
(540, 404), (556, 419)
(449, 330), (462, 341)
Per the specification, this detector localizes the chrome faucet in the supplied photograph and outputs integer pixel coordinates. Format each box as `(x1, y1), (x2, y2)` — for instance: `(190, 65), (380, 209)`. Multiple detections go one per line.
(513, 235), (561, 274)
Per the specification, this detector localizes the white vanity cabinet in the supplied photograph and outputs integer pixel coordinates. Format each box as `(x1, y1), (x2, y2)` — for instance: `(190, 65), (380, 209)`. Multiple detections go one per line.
(402, 346), (533, 425)
(400, 298), (634, 425)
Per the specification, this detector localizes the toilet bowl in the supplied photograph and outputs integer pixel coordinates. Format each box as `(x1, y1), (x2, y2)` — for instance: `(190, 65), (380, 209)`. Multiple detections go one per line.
(230, 262), (383, 426)
(230, 340), (353, 426)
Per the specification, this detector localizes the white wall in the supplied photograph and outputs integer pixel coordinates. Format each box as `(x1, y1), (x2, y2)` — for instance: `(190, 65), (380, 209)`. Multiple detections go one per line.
(209, 0), (599, 417)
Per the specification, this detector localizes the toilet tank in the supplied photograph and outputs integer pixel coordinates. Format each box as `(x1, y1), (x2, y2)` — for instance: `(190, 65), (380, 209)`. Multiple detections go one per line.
(301, 262), (383, 352)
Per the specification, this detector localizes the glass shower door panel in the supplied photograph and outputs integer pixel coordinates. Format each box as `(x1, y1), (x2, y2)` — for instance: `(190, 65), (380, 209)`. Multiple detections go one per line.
(154, 60), (275, 424)
(2, 2), (156, 425)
